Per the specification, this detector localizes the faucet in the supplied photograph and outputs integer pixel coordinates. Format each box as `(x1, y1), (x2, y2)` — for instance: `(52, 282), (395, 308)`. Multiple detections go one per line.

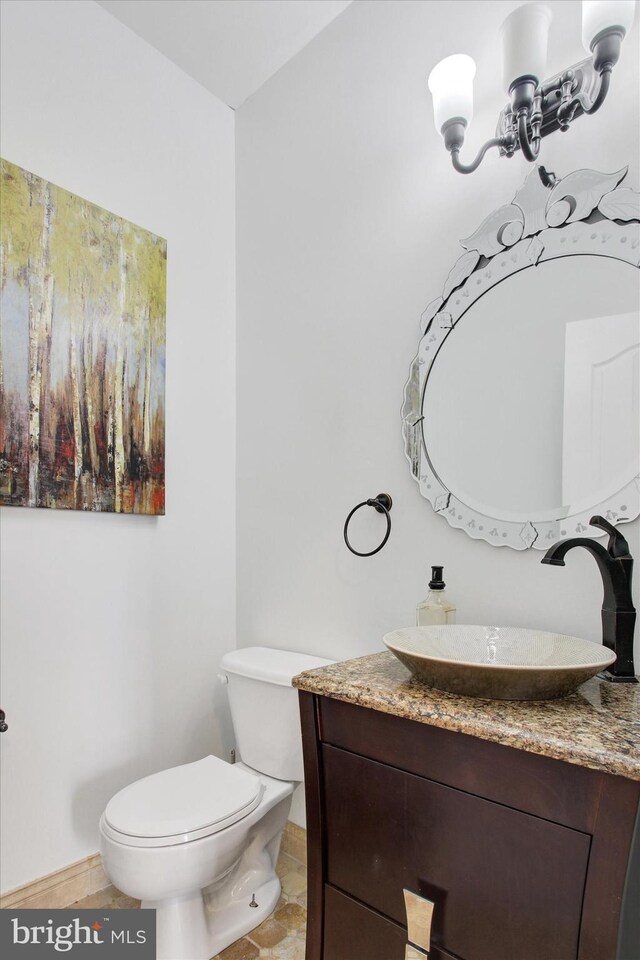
(541, 516), (637, 682)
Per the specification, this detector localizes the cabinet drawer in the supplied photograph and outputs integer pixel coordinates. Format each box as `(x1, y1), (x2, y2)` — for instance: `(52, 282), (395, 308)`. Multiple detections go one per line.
(324, 885), (464, 960)
(323, 885), (406, 960)
(323, 745), (590, 960)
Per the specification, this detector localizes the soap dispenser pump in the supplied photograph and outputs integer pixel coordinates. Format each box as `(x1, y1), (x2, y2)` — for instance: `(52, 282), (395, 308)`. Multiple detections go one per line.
(416, 566), (456, 626)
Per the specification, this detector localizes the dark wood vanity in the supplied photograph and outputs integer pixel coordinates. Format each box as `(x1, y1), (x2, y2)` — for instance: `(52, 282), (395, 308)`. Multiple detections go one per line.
(295, 654), (640, 960)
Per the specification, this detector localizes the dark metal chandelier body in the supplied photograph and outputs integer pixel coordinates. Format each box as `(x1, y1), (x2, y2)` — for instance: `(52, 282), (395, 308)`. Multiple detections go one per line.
(431, 2), (636, 174)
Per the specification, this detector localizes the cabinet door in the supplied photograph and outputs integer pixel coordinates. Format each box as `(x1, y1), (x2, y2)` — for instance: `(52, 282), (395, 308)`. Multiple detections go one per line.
(323, 745), (590, 960)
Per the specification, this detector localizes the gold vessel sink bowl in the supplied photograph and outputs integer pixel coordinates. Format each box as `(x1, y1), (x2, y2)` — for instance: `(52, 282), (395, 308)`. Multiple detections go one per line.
(383, 625), (616, 701)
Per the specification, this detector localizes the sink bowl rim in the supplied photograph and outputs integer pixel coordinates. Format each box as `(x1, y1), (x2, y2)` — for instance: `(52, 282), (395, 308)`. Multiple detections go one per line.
(383, 625), (616, 673)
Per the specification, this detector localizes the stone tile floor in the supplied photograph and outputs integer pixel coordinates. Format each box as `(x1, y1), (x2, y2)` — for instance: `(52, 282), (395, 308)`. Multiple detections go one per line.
(70, 850), (307, 960)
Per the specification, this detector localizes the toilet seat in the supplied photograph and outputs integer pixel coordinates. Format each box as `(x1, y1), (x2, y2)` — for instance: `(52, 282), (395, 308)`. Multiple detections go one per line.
(102, 756), (264, 848)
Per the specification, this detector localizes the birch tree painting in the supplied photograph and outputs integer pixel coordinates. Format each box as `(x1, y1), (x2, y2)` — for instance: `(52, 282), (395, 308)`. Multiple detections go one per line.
(0, 159), (166, 514)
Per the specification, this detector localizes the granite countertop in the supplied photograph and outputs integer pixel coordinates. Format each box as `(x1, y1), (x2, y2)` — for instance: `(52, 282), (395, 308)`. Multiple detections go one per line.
(293, 651), (640, 781)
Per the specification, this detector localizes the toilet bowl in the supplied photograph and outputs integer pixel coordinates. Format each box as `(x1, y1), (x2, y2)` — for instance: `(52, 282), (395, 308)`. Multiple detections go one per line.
(100, 758), (293, 960)
(99, 647), (332, 960)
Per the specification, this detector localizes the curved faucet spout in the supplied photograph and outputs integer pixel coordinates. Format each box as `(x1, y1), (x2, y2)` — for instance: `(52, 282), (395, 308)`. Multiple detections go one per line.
(541, 517), (637, 682)
(543, 536), (612, 565)
(542, 538), (630, 607)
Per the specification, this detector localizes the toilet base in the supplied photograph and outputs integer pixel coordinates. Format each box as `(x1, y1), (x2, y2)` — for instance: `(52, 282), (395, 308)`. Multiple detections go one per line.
(144, 873), (281, 960)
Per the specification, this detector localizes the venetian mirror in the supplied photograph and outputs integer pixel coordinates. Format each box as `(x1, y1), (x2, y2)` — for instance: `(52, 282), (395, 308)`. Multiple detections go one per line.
(402, 165), (640, 550)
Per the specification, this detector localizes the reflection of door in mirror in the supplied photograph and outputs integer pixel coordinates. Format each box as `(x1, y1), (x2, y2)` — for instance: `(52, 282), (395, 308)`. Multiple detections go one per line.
(422, 256), (639, 524)
(562, 312), (639, 512)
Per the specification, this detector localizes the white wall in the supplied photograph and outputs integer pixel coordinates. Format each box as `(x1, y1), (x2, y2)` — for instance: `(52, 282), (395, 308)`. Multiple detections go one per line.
(1, 0), (638, 882)
(0, 0), (236, 892)
(236, 0), (640, 784)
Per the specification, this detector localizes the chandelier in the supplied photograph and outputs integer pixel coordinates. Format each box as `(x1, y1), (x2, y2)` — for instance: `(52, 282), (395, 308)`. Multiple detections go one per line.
(428, 1), (637, 173)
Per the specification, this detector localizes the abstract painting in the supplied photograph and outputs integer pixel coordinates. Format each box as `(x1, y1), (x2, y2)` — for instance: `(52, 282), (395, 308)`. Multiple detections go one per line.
(0, 159), (166, 514)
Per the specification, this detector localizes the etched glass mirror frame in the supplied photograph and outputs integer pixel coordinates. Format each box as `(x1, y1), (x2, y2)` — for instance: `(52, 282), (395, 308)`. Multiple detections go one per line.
(402, 165), (640, 550)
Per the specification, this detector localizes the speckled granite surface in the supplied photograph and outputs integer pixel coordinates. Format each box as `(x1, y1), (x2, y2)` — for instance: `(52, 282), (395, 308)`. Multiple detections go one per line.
(293, 651), (640, 781)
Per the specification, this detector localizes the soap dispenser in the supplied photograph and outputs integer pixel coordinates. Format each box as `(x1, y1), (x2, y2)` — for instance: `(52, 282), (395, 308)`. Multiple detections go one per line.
(416, 566), (456, 626)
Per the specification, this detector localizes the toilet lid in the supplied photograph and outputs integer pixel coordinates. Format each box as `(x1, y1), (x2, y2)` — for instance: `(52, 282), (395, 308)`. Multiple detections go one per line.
(104, 756), (264, 844)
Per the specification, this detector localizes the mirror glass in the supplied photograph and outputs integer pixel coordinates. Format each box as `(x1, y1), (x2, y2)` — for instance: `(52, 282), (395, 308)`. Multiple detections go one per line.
(423, 255), (639, 524)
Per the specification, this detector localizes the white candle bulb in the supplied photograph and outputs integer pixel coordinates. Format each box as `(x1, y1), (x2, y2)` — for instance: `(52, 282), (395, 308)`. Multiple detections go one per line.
(428, 54), (476, 134)
(500, 3), (553, 93)
(582, 0), (636, 50)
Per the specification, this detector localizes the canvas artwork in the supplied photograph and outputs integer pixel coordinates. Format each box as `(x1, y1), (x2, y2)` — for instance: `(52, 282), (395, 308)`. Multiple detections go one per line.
(0, 159), (166, 514)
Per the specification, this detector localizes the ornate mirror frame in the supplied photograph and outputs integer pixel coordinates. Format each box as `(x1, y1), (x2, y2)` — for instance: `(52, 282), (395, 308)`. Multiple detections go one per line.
(402, 165), (640, 550)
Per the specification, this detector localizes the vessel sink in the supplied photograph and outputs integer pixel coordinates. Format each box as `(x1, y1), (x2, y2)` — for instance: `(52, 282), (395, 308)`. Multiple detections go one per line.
(383, 625), (616, 701)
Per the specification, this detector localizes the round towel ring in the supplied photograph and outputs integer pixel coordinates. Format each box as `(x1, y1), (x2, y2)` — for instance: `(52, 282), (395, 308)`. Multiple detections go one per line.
(343, 494), (393, 557)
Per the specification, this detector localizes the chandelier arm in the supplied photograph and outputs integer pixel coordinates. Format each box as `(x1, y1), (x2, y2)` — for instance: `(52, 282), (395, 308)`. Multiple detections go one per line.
(557, 67), (612, 127)
(577, 66), (612, 115)
(450, 136), (511, 174)
(517, 112), (541, 162)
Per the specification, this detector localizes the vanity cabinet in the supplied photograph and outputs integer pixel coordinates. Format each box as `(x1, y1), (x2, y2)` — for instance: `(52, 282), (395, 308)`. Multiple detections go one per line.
(299, 692), (640, 960)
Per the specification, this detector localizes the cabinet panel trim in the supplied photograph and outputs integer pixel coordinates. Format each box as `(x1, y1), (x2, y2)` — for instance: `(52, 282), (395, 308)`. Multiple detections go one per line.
(578, 774), (640, 959)
(319, 696), (603, 831)
(299, 691), (325, 960)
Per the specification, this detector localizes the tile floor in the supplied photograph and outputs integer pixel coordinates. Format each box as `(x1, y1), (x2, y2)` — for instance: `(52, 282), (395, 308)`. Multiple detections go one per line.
(69, 850), (307, 960)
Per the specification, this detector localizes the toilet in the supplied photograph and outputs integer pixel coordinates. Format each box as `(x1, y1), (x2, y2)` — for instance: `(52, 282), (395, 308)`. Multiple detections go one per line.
(99, 646), (332, 960)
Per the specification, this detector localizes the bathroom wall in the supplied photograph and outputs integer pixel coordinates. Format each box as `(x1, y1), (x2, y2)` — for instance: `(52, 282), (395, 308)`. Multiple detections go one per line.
(0, 0), (236, 892)
(236, 0), (640, 820)
(2, 0), (638, 881)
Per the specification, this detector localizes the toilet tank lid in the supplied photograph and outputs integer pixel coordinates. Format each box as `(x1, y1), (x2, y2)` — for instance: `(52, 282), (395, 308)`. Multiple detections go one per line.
(220, 647), (333, 686)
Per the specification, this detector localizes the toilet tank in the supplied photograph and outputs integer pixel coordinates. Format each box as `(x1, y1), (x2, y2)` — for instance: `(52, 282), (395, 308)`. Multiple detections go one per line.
(220, 647), (333, 781)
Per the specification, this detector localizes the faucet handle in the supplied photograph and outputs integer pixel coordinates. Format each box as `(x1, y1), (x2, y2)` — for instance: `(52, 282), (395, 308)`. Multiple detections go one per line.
(590, 516), (630, 559)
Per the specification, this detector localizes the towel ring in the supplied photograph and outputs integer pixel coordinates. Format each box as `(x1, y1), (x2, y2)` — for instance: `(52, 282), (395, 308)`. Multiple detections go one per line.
(344, 494), (393, 557)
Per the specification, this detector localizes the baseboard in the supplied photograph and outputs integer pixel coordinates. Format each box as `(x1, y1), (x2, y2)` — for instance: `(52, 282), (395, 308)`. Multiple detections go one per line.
(0, 853), (109, 910)
(1, 821), (307, 910)
(282, 820), (307, 865)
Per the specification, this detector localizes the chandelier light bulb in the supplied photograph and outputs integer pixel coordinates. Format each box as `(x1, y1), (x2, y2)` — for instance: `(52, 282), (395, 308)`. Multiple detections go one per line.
(582, 0), (636, 50)
(428, 54), (476, 134)
(500, 2), (553, 93)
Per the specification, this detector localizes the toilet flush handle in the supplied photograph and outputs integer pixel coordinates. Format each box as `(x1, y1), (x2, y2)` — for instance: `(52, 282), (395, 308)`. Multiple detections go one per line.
(0, 709), (7, 733)
(217, 674), (228, 685)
